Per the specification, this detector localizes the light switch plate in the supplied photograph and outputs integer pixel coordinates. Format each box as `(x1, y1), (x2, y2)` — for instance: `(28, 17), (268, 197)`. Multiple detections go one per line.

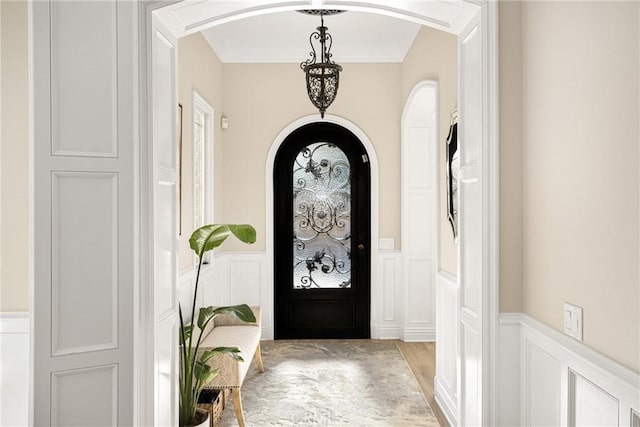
(379, 238), (395, 250)
(564, 302), (583, 341)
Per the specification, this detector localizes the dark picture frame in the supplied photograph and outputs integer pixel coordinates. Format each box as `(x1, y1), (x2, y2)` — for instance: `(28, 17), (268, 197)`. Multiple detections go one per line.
(446, 109), (459, 243)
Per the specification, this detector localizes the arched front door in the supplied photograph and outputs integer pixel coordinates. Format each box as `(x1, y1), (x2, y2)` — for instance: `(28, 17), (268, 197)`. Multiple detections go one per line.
(274, 122), (371, 339)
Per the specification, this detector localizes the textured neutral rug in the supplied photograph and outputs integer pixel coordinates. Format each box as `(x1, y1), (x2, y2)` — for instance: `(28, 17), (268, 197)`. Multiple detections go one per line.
(218, 340), (439, 426)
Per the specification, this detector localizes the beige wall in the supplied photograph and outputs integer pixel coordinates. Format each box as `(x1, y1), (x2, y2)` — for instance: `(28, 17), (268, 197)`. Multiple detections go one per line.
(0, 0), (29, 311)
(402, 26), (458, 275)
(498, 1), (524, 313)
(177, 33), (226, 270)
(218, 34), (458, 257)
(520, 1), (639, 371)
(220, 62), (403, 252)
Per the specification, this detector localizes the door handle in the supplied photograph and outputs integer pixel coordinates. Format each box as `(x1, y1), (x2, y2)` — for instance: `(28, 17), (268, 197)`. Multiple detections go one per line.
(358, 243), (365, 251)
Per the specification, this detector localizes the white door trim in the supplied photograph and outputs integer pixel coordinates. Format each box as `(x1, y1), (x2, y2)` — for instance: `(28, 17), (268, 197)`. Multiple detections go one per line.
(264, 114), (380, 340)
(401, 80), (439, 342)
(138, 2), (499, 424)
(486, 3), (500, 424)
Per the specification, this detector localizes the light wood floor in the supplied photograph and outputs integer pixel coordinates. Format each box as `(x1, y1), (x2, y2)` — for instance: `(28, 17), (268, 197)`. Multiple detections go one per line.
(396, 341), (449, 427)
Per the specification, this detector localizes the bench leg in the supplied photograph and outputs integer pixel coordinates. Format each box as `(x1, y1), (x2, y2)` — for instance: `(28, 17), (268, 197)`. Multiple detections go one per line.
(255, 342), (265, 373)
(232, 388), (245, 427)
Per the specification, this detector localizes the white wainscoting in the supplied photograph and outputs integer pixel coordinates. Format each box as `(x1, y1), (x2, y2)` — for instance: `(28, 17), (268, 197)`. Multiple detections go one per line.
(192, 250), (436, 342)
(372, 250), (403, 339)
(497, 313), (521, 426)
(0, 312), (29, 427)
(498, 313), (640, 427)
(434, 270), (459, 426)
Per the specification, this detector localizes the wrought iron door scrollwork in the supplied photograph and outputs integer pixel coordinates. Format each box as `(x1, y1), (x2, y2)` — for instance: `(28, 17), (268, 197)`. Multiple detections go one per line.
(292, 142), (352, 289)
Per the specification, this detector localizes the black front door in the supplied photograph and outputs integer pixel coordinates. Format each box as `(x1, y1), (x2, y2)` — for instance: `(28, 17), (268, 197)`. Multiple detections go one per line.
(274, 122), (371, 339)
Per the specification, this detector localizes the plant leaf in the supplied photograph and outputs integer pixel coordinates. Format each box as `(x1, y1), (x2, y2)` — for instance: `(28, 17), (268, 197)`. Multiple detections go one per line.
(189, 224), (256, 259)
(197, 304), (257, 330)
(194, 361), (219, 388)
(213, 304), (257, 323)
(197, 306), (216, 331)
(227, 224), (257, 245)
(199, 347), (244, 365)
(180, 324), (193, 346)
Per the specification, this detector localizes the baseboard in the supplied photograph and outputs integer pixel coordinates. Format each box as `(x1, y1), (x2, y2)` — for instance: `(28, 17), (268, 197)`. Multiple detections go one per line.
(372, 324), (401, 339)
(434, 375), (458, 426)
(0, 312), (30, 427)
(499, 313), (640, 427)
(0, 311), (29, 333)
(402, 326), (435, 342)
(261, 326), (274, 341)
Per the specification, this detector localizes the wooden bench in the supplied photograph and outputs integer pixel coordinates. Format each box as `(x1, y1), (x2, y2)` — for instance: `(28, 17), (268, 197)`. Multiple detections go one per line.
(198, 306), (264, 427)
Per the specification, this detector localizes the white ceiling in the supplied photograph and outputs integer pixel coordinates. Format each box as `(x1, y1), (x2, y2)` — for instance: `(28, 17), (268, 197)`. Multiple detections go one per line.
(200, 11), (423, 63)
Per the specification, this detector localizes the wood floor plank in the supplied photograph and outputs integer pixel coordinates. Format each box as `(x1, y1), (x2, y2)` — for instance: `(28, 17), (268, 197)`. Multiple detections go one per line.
(396, 341), (450, 427)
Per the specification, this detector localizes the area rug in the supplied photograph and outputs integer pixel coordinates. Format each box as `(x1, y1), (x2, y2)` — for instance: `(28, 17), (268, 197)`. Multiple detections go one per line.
(218, 340), (439, 426)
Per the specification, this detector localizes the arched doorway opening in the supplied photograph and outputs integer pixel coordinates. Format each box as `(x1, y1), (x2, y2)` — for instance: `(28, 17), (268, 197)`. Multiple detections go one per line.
(401, 81), (439, 341)
(266, 115), (379, 340)
(142, 3), (497, 424)
(273, 122), (371, 339)
(27, 2), (497, 425)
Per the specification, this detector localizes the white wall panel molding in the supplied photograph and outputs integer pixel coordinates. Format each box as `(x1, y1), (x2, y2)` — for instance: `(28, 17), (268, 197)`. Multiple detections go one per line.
(496, 312), (521, 427)
(569, 369), (620, 426)
(498, 313), (640, 426)
(435, 270), (458, 425)
(51, 364), (118, 427)
(50, 1), (118, 158)
(0, 312), (29, 427)
(198, 252), (271, 338)
(381, 254), (399, 322)
(51, 172), (119, 356)
(523, 339), (562, 426)
(228, 255), (263, 307)
(373, 251), (402, 339)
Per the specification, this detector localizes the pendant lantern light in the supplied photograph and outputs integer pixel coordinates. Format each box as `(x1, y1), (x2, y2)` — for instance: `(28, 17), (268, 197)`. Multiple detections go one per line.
(299, 10), (344, 118)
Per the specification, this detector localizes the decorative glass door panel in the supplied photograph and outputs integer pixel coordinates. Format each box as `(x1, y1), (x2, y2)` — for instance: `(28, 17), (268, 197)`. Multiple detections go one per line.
(293, 142), (351, 289)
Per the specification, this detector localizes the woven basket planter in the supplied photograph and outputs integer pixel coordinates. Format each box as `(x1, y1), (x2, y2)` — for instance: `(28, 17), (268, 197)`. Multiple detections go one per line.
(196, 389), (224, 426)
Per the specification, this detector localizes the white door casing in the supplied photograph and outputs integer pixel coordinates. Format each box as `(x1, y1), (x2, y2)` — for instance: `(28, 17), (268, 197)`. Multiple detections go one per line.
(145, 2), (499, 424)
(31, 1), (136, 424)
(457, 5), (500, 425)
(151, 14), (180, 427)
(401, 81), (439, 342)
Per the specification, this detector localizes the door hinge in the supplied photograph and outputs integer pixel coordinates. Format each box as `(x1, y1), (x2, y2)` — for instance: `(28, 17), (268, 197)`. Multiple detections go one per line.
(362, 154), (369, 163)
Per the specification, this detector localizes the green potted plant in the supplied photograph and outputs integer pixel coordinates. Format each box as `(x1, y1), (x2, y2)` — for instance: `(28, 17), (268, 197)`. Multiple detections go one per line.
(179, 224), (257, 427)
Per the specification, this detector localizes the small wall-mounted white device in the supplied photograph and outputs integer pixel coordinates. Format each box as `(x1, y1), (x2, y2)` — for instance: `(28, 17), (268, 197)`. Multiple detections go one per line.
(221, 116), (229, 129)
(563, 302), (583, 341)
(378, 238), (395, 250)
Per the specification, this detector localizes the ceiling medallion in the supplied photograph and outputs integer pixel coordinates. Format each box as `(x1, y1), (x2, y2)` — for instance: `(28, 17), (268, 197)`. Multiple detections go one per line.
(299, 10), (345, 118)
